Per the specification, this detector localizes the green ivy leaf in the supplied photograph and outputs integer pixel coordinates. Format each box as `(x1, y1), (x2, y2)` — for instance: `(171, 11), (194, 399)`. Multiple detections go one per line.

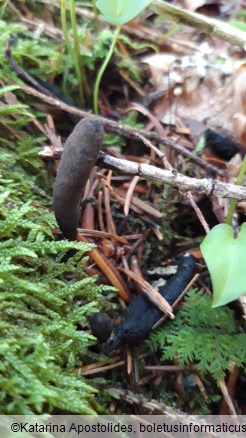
(200, 223), (246, 307)
(96, 0), (153, 25)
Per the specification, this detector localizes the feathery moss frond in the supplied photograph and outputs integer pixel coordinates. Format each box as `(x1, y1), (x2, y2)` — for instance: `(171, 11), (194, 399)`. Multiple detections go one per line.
(148, 290), (246, 381)
(0, 101), (112, 416)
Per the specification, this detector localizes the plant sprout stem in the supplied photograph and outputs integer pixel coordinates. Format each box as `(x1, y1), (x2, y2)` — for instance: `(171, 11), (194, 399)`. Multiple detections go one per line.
(93, 24), (122, 115)
(225, 154), (246, 225)
(69, 0), (90, 101)
(0, 0), (9, 19)
(92, 0), (99, 33)
(61, 0), (84, 107)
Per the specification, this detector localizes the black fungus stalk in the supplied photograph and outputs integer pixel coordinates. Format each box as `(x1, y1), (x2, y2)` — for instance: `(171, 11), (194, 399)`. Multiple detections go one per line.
(109, 254), (196, 350)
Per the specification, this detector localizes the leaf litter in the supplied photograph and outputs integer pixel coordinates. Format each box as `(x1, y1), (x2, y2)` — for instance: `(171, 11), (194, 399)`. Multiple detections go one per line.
(1, 0), (246, 417)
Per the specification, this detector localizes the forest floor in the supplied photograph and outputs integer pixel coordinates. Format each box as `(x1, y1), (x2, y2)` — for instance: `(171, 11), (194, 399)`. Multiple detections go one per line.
(0, 0), (246, 419)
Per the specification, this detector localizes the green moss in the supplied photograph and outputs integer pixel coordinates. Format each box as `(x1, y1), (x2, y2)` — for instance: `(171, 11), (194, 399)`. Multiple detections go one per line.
(0, 156), (115, 413)
(0, 15), (112, 412)
(149, 290), (246, 381)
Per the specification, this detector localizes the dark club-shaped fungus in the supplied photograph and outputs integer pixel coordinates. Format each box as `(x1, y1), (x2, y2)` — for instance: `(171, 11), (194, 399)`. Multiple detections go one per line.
(109, 254), (196, 349)
(53, 117), (104, 240)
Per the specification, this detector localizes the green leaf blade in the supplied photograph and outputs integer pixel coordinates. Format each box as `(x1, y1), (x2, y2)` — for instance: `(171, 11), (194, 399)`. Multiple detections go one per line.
(201, 223), (246, 307)
(96, 0), (153, 25)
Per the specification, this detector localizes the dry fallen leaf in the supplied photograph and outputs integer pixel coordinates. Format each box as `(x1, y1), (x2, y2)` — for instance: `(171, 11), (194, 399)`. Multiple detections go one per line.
(232, 64), (246, 115)
(183, 0), (207, 11)
(234, 113), (246, 151)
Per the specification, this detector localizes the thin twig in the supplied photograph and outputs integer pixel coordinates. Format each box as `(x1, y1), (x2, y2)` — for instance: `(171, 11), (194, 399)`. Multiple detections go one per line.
(5, 37), (53, 96)
(143, 133), (210, 234)
(145, 364), (198, 372)
(21, 84), (223, 175)
(152, 0), (246, 49)
(77, 228), (129, 244)
(152, 273), (200, 330)
(40, 143), (246, 201)
(40, 144), (246, 201)
(219, 379), (238, 416)
(119, 267), (174, 319)
(187, 192), (210, 234)
(124, 176), (140, 216)
(98, 153), (246, 201)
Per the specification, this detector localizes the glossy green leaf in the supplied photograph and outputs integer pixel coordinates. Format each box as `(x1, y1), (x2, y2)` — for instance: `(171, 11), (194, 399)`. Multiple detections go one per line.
(201, 223), (246, 307)
(96, 0), (153, 25)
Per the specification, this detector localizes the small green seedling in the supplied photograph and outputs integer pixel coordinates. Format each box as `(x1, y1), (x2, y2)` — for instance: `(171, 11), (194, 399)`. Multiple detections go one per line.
(61, 0), (89, 106)
(201, 223), (246, 307)
(194, 135), (205, 155)
(94, 0), (152, 114)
